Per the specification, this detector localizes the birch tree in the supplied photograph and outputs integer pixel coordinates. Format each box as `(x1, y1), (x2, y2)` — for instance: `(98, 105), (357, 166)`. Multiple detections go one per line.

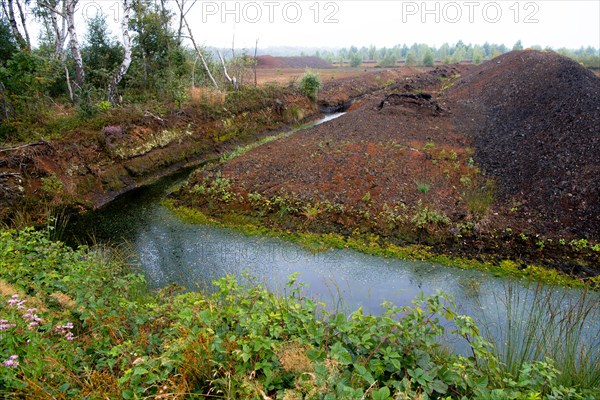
(108, 0), (132, 105)
(36, 0), (73, 100)
(65, 0), (84, 89)
(1, 0), (31, 51)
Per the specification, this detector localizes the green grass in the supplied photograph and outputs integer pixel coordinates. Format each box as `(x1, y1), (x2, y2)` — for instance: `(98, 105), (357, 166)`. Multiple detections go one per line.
(475, 281), (600, 390)
(2, 227), (596, 398)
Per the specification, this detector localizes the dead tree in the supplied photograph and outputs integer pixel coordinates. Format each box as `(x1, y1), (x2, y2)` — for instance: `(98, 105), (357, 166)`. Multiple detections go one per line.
(253, 38), (259, 87)
(175, 0), (219, 89)
(217, 50), (237, 90)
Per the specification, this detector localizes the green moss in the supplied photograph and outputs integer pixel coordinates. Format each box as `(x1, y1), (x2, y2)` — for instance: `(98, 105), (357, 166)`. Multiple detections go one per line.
(165, 203), (591, 289)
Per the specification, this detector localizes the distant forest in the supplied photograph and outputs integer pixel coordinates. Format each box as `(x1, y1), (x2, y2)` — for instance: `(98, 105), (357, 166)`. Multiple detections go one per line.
(279, 41), (600, 69)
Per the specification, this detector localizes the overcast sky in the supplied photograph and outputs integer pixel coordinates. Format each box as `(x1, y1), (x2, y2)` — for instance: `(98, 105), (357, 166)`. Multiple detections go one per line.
(77, 0), (599, 51)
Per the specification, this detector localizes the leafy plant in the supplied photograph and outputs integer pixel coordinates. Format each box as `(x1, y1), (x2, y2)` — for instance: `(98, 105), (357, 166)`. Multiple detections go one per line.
(417, 182), (431, 194)
(1, 227), (596, 398)
(297, 70), (321, 101)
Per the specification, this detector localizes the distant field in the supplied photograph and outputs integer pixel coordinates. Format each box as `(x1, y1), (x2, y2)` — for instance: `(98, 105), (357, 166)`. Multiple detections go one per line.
(254, 67), (376, 85)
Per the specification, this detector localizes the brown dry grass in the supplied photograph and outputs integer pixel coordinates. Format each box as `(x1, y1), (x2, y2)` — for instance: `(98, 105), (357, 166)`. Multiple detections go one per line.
(276, 341), (313, 373)
(0, 279), (17, 297)
(188, 87), (226, 107)
(256, 68), (375, 86)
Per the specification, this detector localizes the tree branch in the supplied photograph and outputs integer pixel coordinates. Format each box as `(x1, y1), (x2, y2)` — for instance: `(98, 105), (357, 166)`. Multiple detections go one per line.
(0, 141), (49, 153)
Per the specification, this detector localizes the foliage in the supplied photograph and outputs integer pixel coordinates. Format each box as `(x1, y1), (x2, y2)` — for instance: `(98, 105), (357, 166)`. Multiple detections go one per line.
(126, 1), (189, 98)
(0, 19), (18, 65)
(349, 52), (363, 67)
(2, 227), (596, 398)
(423, 51), (436, 67)
(82, 15), (124, 92)
(298, 70), (321, 100)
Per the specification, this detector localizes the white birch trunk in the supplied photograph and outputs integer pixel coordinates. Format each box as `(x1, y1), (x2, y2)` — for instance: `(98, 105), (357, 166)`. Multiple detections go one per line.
(175, 0), (219, 89)
(65, 0), (84, 89)
(3, 0), (29, 50)
(108, 0), (132, 105)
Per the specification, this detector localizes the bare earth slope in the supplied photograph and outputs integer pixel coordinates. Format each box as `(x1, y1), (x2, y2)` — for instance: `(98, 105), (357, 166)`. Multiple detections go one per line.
(448, 50), (600, 238)
(179, 53), (600, 275)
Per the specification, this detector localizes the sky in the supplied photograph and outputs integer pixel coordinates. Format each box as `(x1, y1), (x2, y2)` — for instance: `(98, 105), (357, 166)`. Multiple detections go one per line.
(74, 0), (600, 51)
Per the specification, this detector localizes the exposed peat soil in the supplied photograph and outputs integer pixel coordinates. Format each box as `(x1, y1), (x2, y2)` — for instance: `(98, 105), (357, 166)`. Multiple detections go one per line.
(176, 51), (600, 278)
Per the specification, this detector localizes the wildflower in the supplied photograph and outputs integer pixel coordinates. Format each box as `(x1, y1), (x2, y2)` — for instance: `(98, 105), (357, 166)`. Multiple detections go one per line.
(22, 309), (42, 329)
(0, 319), (16, 331)
(55, 322), (75, 340)
(7, 295), (26, 309)
(2, 355), (19, 368)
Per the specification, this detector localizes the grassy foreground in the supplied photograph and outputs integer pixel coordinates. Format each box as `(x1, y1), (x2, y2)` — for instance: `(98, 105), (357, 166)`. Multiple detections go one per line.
(0, 228), (598, 399)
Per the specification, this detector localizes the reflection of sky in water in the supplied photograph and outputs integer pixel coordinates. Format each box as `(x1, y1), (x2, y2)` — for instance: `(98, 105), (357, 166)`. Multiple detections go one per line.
(134, 206), (488, 316)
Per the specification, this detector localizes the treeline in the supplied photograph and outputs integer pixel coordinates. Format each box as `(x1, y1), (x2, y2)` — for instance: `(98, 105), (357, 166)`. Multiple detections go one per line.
(316, 41), (600, 68)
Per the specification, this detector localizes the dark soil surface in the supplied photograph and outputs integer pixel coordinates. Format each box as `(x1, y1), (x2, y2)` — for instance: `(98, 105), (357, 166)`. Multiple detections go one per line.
(447, 51), (600, 239)
(181, 51), (600, 276)
(257, 55), (333, 69)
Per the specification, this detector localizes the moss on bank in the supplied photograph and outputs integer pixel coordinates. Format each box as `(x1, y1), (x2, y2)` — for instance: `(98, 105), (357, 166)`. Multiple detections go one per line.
(165, 201), (598, 290)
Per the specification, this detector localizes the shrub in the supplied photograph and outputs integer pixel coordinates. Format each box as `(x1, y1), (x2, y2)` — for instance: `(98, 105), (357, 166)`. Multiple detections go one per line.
(297, 70), (321, 100)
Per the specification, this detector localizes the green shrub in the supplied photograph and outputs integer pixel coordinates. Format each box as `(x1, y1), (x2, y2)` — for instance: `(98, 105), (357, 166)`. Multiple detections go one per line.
(298, 70), (321, 101)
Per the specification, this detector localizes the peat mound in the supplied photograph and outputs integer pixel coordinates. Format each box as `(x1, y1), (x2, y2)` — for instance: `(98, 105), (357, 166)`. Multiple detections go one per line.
(450, 50), (600, 239)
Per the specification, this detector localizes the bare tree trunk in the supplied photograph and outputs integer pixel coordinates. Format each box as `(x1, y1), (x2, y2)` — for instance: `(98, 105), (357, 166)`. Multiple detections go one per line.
(39, 0), (68, 57)
(3, 0), (30, 51)
(175, 0), (219, 89)
(108, 0), (133, 105)
(65, 0), (84, 90)
(176, 0), (187, 44)
(217, 49), (237, 90)
(64, 64), (74, 103)
(254, 38), (259, 87)
(15, 0), (30, 48)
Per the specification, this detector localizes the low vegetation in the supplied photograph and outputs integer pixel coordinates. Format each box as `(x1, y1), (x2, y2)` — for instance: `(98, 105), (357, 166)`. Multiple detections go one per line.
(1, 227), (598, 398)
(297, 70), (322, 101)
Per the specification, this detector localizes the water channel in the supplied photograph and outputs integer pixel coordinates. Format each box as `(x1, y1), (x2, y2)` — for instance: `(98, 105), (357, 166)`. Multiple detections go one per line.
(65, 114), (599, 357)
